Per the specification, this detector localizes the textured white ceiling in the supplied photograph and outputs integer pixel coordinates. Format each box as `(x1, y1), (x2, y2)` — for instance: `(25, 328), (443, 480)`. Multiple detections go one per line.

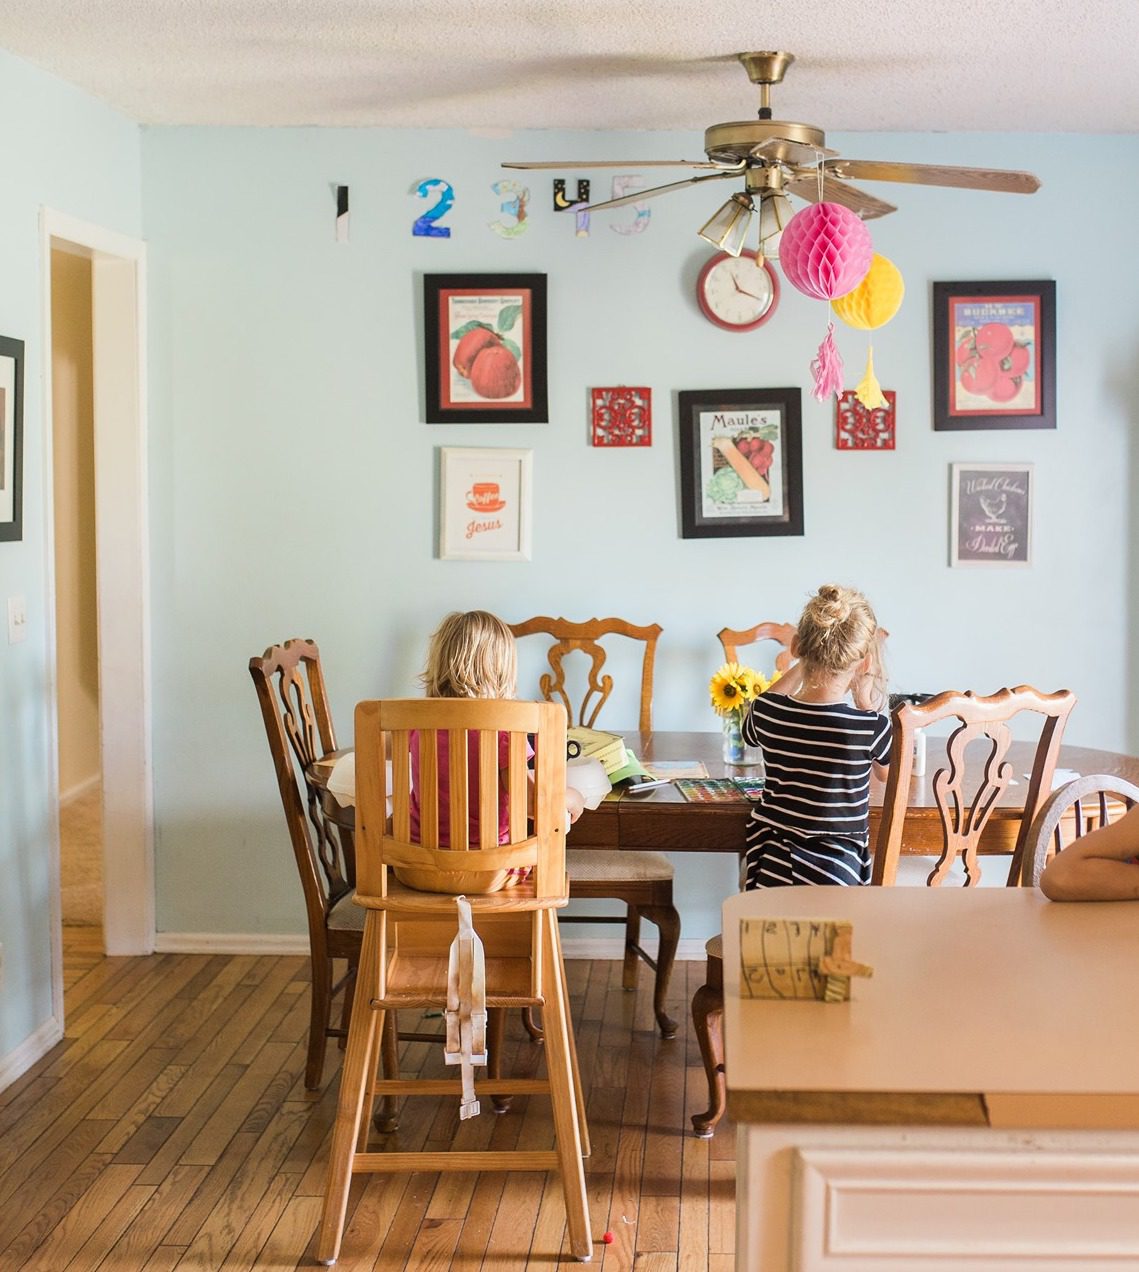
(2, 0), (1136, 133)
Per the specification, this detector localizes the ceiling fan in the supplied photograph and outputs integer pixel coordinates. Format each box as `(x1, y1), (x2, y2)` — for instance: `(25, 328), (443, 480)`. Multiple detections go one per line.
(503, 51), (1041, 255)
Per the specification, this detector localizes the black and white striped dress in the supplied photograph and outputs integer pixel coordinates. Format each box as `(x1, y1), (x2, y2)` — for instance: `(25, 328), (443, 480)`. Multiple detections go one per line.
(740, 693), (891, 889)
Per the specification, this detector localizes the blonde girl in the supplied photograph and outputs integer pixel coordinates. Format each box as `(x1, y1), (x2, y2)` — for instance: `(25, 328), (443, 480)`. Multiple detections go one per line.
(740, 584), (891, 889)
(401, 611), (583, 893)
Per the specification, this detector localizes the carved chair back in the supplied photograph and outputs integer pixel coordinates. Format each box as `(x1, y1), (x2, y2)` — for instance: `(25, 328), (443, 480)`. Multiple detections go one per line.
(1022, 774), (1139, 888)
(717, 621), (796, 674)
(873, 685), (1077, 888)
(509, 616), (662, 733)
(249, 639), (353, 929)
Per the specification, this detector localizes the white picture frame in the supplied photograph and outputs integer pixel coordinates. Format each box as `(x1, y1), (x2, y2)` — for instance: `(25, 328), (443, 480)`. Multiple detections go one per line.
(950, 462), (1033, 568)
(439, 446), (532, 562)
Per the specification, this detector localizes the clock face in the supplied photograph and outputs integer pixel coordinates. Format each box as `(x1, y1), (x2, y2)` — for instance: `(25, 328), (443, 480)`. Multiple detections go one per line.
(697, 250), (780, 332)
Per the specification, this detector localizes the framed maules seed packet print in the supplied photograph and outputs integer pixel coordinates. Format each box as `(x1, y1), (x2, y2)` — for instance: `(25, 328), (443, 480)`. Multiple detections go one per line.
(0, 336), (24, 543)
(950, 462), (1033, 567)
(677, 387), (803, 538)
(424, 274), (548, 423)
(439, 447), (532, 561)
(932, 280), (1056, 431)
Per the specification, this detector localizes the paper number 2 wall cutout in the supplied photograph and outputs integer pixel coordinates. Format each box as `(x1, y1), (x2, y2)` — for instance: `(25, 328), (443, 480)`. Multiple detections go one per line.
(411, 179), (454, 238)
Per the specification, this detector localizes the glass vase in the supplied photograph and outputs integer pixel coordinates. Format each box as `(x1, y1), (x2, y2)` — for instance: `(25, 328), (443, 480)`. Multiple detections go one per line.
(721, 711), (764, 770)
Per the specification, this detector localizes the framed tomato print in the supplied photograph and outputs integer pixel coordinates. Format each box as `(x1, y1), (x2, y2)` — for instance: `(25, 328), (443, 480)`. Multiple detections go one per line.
(439, 447), (532, 561)
(933, 280), (1055, 431)
(424, 274), (548, 423)
(950, 462), (1033, 567)
(0, 336), (25, 543)
(677, 388), (803, 538)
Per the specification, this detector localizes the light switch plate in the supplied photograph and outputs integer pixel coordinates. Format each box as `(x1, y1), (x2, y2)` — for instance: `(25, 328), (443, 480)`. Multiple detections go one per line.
(7, 596), (27, 644)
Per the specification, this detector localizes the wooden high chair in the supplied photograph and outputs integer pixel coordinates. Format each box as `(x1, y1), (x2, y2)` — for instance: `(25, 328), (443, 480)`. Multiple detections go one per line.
(316, 698), (591, 1265)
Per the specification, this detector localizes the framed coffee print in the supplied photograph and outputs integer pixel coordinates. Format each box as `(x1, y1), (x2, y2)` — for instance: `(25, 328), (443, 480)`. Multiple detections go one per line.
(950, 462), (1033, 567)
(439, 447), (532, 561)
(933, 280), (1056, 431)
(0, 336), (25, 543)
(677, 387), (803, 539)
(424, 274), (548, 423)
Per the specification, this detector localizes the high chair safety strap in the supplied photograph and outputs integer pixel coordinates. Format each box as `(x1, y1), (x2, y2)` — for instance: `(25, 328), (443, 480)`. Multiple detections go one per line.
(444, 896), (488, 1119)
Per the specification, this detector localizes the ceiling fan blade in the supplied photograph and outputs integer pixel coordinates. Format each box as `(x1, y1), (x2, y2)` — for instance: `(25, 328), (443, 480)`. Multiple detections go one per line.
(750, 136), (838, 165)
(825, 160), (1040, 194)
(577, 169), (740, 214)
(503, 159), (736, 171)
(784, 174), (897, 220)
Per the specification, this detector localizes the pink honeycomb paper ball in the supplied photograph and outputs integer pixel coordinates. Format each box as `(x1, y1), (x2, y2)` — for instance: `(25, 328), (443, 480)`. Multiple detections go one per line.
(778, 202), (874, 301)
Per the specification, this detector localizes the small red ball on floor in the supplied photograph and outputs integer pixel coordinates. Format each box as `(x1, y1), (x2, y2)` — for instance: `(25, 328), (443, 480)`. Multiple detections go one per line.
(602, 1232), (614, 1244)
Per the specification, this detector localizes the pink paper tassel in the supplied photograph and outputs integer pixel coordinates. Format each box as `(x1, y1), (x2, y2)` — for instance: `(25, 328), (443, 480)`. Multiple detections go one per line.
(810, 322), (845, 402)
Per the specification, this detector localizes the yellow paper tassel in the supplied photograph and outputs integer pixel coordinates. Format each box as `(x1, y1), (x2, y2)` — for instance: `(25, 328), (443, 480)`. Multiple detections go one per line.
(854, 345), (887, 410)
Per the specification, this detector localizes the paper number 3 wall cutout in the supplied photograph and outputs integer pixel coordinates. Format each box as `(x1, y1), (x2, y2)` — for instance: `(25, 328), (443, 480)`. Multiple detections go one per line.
(488, 180), (530, 238)
(411, 179), (454, 237)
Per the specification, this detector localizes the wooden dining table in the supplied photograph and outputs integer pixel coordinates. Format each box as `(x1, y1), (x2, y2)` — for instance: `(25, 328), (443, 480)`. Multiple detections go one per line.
(310, 729), (1139, 862)
(567, 731), (1139, 860)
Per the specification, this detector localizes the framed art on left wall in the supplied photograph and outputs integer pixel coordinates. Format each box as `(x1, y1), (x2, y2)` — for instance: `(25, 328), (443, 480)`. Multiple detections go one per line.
(424, 274), (548, 423)
(0, 336), (24, 543)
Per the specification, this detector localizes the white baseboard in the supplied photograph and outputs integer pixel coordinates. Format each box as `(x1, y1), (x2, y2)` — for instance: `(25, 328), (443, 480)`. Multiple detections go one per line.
(60, 773), (100, 807)
(155, 931), (708, 960)
(0, 1016), (64, 1093)
(155, 932), (310, 955)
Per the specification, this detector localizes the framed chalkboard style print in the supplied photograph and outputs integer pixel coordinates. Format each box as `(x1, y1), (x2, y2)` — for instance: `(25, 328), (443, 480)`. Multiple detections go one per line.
(950, 463), (1033, 567)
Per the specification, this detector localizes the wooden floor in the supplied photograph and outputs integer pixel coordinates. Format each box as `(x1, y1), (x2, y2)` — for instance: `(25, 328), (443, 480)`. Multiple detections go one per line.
(0, 930), (736, 1269)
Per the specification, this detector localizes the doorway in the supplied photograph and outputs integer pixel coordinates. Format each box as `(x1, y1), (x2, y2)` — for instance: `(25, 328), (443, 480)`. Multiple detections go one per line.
(51, 247), (103, 929)
(41, 211), (152, 1025)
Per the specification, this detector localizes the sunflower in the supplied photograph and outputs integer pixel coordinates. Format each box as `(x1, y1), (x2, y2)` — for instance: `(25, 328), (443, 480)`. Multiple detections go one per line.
(709, 662), (759, 715)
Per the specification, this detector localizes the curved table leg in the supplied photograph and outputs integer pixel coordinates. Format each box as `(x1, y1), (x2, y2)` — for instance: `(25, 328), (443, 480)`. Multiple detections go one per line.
(642, 904), (681, 1039)
(691, 950), (725, 1138)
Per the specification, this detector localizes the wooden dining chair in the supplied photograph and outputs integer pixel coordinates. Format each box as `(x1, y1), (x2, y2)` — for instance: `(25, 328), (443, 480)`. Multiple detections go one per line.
(249, 639), (457, 1129)
(873, 684), (1077, 887)
(509, 615), (680, 1037)
(717, 620), (796, 672)
(249, 639), (363, 1090)
(316, 698), (591, 1265)
(690, 682), (1078, 1139)
(1021, 773), (1139, 888)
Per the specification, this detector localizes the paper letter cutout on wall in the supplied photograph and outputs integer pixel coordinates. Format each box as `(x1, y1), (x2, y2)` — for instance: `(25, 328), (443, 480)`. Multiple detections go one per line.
(554, 179), (591, 237)
(411, 179), (455, 238)
(610, 175), (651, 235)
(488, 180), (530, 238)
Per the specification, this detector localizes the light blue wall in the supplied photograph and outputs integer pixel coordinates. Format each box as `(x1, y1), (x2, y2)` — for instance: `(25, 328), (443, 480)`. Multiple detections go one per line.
(0, 49), (141, 1060)
(141, 125), (1139, 940)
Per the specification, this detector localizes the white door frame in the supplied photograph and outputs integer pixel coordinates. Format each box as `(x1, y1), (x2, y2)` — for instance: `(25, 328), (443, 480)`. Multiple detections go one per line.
(40, 209), (153, 1009)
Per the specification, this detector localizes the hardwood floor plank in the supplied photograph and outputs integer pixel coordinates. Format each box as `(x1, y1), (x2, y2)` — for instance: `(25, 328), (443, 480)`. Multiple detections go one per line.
(15, 1162), (142, 1271)
(1, 936), (731, 1271)
(98, 1163), (210, 1268)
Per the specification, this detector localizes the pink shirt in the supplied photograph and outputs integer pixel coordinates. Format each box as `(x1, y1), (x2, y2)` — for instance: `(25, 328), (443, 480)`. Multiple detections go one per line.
(408, 729), (532, 847)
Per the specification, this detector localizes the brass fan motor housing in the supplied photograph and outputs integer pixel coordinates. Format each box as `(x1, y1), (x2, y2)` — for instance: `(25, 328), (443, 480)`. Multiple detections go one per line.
(704, 120), (828, 166)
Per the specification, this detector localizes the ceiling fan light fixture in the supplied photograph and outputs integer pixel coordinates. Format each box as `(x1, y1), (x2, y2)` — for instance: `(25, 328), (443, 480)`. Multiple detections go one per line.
(756, 191), (793, 260)
(698, 193), (753, 257)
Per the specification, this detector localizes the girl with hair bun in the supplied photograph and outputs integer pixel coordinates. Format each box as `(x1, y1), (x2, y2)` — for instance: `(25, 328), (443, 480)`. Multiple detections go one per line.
(740, 584), (891, 889)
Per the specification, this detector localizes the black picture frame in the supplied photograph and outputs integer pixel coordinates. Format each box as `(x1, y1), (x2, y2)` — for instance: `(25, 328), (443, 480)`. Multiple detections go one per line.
(932, 280), (1056, 431)
(0, 335), (25, 544)
(424, 273), (548, 423)
(677, 387), (803, 539)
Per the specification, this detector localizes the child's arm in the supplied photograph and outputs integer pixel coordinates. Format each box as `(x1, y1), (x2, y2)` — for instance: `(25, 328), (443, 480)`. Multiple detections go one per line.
(1039, 804), (1139, 901)
(516, 770), (584, 824)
